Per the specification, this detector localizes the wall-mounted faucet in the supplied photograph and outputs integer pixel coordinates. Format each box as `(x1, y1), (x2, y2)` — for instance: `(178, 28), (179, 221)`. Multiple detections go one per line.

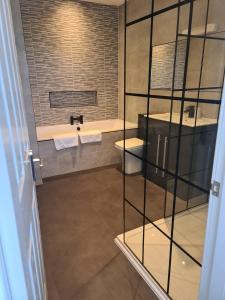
(70, 115), (84, 125)
(184, 106), (195, 118)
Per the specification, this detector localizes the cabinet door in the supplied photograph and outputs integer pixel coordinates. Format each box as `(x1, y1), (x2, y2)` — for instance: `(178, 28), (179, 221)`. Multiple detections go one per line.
(138, 114), (147, 140)
(168, 130), (216, 200)
(187, 130), (217, 191)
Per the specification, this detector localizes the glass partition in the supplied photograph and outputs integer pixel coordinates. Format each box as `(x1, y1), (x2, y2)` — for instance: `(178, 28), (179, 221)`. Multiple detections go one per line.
(122, 0), (225, 298)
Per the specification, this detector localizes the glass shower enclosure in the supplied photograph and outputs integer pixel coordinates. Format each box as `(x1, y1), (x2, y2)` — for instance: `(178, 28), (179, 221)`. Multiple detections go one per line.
(118, 0), (225, 299)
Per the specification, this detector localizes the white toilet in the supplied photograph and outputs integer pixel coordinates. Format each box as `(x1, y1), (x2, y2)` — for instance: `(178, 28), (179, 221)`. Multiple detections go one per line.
(115, 138), (144, 174)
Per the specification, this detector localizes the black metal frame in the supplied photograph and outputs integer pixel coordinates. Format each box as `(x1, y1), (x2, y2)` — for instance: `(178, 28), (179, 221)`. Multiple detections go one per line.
(123, 0), (225, 297)
(125, 92), (222, 104)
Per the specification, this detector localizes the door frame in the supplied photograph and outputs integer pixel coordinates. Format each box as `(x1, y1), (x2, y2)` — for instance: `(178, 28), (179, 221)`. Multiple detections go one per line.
(0, 0), (46, 298)
(0, 133), (29, 300)
(199, 78), (225, 300)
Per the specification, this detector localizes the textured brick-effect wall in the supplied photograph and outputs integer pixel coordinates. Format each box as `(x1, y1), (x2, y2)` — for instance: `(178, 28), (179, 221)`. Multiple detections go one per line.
(20, 0), (118, 126)
(151, 40), (186, 90)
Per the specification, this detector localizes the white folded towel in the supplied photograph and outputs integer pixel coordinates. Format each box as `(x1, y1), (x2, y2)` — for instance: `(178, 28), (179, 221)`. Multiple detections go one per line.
(53, 132), (79, 150)
(78, 130), (102, 144)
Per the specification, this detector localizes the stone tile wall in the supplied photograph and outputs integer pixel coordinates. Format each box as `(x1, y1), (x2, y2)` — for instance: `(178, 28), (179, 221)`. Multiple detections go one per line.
(20, 0), (118, 126)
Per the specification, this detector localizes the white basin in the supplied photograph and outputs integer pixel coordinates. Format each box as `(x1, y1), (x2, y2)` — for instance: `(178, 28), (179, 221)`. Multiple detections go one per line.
(145, 112), (217, 127)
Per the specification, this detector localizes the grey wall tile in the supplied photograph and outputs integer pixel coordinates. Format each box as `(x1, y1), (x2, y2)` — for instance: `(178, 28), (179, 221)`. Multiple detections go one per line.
(20, 0), (119, 126)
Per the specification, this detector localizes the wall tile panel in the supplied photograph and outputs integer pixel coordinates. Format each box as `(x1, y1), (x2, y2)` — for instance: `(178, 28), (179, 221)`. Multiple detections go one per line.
(20, 0), (118, 126)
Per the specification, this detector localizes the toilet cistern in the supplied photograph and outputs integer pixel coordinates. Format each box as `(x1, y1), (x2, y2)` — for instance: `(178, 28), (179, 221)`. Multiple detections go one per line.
(115, 138), (144, 174)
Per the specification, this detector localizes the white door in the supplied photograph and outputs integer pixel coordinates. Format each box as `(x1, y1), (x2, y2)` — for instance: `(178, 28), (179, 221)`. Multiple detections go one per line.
(0, 0), (46, 299)
(199, 80), (225, 299)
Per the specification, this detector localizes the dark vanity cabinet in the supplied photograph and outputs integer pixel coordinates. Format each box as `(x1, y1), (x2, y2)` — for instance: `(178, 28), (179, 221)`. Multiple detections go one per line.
(138, 114), (217, 201)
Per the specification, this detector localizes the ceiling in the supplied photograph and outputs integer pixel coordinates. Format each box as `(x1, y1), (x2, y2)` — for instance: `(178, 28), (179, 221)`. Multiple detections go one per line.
(81, 0), (124, 6)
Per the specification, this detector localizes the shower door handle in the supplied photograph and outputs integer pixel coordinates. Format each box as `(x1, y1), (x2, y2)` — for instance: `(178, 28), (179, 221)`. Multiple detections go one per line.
(155, 134), (161, 174)
(162, 137), (168, 177)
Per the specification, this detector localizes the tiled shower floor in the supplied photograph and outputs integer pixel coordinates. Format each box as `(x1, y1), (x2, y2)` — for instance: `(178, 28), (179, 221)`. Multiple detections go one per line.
(118, 205), (208, 300)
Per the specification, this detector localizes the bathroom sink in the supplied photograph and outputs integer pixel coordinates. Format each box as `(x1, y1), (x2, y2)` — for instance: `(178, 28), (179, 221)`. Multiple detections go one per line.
(144, 113), (217, 127)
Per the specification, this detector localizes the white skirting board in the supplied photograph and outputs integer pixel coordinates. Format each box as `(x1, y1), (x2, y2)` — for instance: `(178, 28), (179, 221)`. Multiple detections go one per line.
(114, 237), (170, 300)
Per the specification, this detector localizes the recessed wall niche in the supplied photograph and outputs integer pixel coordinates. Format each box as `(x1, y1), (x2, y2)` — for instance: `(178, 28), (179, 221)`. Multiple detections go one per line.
(49, 91), (97, 108)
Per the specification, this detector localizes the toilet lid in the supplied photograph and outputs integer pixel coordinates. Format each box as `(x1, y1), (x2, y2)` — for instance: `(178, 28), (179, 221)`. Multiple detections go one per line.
(115, 138), (144, 150)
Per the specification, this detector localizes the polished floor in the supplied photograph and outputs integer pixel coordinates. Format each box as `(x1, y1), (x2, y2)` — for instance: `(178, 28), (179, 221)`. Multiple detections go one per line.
(37, 166), (160, 300)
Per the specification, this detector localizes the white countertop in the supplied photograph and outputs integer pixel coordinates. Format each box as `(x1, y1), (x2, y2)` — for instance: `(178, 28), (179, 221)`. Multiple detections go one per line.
(146, 113), (217, 127)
